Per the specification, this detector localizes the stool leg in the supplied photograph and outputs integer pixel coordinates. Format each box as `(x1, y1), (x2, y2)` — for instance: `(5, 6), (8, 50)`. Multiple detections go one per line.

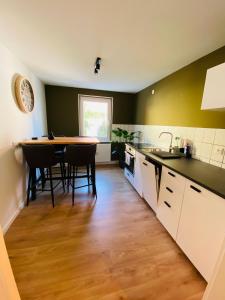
(72, 165), (75, 206)
(49, 167), (55, 208)
(40, 168), (46, 191)
(86, 164), (90, 185)
(26, 170), (32, 206)
(67, 164), (71, 192)
(60, 162), (65, 192)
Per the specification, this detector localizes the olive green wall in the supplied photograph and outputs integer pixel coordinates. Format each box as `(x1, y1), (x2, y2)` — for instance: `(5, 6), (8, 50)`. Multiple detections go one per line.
(135, 46), (225, 128)
(45, 85), (136, 136)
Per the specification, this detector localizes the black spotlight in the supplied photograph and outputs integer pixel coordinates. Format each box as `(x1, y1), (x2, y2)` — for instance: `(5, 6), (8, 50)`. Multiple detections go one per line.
(94, 57), (101, 74)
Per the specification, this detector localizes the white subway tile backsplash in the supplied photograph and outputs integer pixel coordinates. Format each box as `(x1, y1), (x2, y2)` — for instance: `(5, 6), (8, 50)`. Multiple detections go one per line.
(193, 141), (201, 156)
(200, 157), (210, 163)
(194, 128), (205, 142)
(210, 160), (222, 167)
(202, 128), (216, 144)
(185, 127), (196, 141)
(192, 155), (200, 160)
(211, 145), (225, 162)
(214, 129), (225, 146)
(200, 143), (213, 159)
(113, 124), (225, 169)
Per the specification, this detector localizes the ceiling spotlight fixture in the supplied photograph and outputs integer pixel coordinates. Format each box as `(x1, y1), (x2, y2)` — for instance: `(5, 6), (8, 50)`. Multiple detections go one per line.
(94, 57), (101, 74)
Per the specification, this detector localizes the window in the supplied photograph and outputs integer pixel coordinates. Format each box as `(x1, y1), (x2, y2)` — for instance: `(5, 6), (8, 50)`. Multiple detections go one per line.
(79, 95), (112, 141)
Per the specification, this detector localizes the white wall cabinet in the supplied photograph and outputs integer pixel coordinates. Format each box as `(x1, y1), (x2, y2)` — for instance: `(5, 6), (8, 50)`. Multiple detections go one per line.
(157, 167), (186, 239)
(201, 62), (225, 110)
(133, 151), (145, 196)
(177, 180), (225, 282)
(140, 158), (158, 212)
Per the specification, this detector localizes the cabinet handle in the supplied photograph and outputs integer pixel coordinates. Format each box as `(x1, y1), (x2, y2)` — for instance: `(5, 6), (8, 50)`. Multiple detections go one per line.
(143, 162), (147, 166)
(168, 171), (175, 177)
(190, 185), (201, 193)
(166, 187), (173, 193)
(164, 201), (171, 208)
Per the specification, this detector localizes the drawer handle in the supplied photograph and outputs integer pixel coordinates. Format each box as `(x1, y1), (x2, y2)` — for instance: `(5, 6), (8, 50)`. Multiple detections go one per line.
(168, 171), (175, 177)
(164, 201), (171, 208)
(190, 185), (201, 193)
(143, 162), (147, 166)
(166, 187), (173, 193)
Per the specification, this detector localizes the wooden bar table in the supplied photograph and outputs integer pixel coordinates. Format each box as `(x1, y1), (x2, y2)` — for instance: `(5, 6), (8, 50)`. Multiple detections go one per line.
(21, 136), (100, 145)
(21, 136), (100, 200)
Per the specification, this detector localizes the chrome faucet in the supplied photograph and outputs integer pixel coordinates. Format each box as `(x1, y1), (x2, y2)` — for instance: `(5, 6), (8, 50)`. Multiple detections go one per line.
(159, 132), (173, 152)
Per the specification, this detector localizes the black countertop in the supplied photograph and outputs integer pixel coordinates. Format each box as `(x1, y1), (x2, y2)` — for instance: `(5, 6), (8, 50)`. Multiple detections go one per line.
(127, 142), (154, 149)
(128, 143), (225, 200)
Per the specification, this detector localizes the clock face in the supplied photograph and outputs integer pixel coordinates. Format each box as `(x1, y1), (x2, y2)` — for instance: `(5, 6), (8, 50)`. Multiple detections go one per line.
(15, 76), (34, 113)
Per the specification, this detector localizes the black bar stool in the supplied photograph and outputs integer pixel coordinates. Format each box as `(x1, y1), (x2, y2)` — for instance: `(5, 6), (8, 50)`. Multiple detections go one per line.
(42, 134), (66, 178)
(22, 145), (65, 207)
(65, 144), (97, 205)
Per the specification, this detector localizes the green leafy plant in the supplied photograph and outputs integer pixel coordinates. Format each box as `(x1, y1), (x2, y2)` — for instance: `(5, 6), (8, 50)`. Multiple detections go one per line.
(111, 128), (138, 168)
(112, 128), (137, 142)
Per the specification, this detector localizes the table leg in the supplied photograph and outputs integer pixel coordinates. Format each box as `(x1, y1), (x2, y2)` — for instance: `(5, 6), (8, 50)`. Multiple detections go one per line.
(31, 168), (37, 200)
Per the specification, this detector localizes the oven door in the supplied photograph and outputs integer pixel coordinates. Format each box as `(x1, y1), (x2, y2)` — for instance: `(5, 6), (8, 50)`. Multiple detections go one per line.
(125, 151), (135, 175)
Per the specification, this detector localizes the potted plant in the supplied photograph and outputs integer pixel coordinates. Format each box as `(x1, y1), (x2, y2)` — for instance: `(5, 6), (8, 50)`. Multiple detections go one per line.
(111, 128), (138, 168)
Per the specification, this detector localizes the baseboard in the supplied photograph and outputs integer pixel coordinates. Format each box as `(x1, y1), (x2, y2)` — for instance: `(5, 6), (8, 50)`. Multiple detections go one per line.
(2, 201), (25, 235)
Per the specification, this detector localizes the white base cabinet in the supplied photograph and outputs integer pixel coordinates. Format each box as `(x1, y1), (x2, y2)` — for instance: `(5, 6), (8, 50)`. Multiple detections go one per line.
(177, 180), (225, 282)
(124, 157), (225, 283)
(140, 158), (158, 212)
(157, 167), (185, 239)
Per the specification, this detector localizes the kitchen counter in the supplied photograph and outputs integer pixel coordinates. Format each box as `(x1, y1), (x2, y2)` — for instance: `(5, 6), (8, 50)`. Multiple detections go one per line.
(128, 143), (225, 200)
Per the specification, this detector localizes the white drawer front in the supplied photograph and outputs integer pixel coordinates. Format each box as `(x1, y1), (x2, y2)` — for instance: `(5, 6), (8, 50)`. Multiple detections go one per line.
(157, 184), (184, 239)
(161, 166), (186, 193)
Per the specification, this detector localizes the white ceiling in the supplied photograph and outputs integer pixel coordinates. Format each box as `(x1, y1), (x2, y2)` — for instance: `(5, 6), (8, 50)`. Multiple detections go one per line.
(0, 0), (225, 93)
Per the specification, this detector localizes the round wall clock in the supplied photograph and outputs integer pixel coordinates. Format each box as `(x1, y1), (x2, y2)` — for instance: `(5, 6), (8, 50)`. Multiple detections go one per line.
(15, 75), (34, 113)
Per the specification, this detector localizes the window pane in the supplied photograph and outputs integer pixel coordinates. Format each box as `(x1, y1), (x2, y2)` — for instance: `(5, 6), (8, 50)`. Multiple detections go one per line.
(83, 100), (109, 138)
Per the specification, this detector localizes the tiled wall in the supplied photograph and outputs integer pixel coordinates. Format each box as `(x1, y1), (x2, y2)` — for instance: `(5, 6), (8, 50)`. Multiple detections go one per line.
(112, 124), (225, 169)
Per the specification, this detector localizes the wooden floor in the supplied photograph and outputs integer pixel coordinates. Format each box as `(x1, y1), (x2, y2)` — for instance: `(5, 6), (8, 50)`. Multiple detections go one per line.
(5, 166), (206, 300)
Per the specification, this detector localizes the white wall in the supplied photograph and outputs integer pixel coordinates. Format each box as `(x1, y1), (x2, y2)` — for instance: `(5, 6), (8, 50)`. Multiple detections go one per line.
(0, 43), (47, 233)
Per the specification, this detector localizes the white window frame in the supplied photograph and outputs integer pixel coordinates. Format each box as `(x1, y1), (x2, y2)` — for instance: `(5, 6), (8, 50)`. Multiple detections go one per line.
(78, 94), (113, 141)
